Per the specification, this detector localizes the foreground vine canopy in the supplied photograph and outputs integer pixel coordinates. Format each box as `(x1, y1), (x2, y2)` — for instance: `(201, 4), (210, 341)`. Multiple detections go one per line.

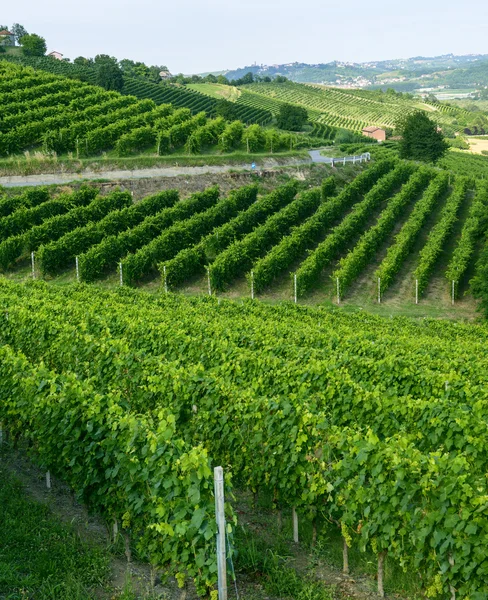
(1, 280), (488, 596)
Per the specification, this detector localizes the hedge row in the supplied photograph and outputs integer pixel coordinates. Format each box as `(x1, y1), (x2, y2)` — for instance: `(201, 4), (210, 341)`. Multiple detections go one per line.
(78, 187), (220, 283)
(38, 190), (179, 276)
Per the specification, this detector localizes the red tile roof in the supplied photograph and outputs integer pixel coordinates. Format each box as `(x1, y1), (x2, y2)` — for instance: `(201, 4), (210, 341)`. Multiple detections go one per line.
(0, 30), (13, 36)
(362, 126), (384, 133)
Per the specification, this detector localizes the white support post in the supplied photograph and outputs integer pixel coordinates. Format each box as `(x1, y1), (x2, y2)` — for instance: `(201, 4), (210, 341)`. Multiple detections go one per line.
(353, 156), (356, 165)
(119, 262), (123, 286)
(448, 555), (456, 600)
(294, 274), (297, 304)
(415, 279), (419, 305)
(336, 277), (340, 305)
(163, 266), (168, 294)
(292, 506), (299, 543)
(31, 251), (35, 280)
(251, 270), (254, 300)
(343, 157), (346, 166)
(46, 471), (51, 490)
(331, 159), (334, 168)
(452, 280), (455, 305)
(378, 277), (381, 304)
(75, 256), (79, 282)
(206, 266), (212, 296)
(214, 467), (227, 600)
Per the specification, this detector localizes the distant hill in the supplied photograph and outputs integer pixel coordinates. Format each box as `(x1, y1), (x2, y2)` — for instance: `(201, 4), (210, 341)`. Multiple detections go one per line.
(219, 54), (488, 92)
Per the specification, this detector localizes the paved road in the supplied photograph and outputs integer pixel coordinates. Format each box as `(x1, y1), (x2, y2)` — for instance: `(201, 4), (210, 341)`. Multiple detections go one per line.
(308, 150), (371, 164)
(0, 151), (370, 188)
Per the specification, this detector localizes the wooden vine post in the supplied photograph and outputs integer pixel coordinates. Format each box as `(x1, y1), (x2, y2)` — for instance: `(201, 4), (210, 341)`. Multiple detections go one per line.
(378, 551), (387, 597)
(206, 266), (212, 296)
(214, 466), (227, 600)
(343, 537), (349, 574)
(163, 265), (168, 294)
(292, 506), (299, 543)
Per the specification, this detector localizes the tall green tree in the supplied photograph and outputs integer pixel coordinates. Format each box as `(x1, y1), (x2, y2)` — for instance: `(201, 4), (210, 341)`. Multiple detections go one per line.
(11, 23), (28, 44)
(276, 103), (308, 131)
(96, 61), (124, 91)
(397, 111), (449, 163)
(74, 56), (94, 66)
(21, 34), (47, 56)
(215, 99), (238, 121)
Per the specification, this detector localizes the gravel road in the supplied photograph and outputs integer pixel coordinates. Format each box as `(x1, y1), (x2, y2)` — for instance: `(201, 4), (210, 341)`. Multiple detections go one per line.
(0, 152), (370, 188)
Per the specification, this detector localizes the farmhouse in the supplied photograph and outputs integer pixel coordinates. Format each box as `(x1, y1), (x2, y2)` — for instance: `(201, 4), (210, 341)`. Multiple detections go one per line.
(362, 126), (386, 142)
(48, 51), (64, 60)
(0, 30), (15, 46)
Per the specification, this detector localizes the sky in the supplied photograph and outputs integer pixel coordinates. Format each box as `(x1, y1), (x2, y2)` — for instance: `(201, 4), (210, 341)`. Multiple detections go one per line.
(2, 0), (488, 74)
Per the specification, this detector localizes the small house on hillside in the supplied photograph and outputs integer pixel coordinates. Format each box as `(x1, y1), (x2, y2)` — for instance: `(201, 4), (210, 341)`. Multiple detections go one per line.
(159, 70), (172, 79)
(48, 51), (64, 60)
(362, 126), (386, 142)
(0, 30), (15, 46)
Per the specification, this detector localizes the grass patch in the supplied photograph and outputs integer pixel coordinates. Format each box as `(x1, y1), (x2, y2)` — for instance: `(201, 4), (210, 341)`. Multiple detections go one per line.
(0, 467), (110, 600)
(186, 82), (241, 102)
(0, 151), (308, 177)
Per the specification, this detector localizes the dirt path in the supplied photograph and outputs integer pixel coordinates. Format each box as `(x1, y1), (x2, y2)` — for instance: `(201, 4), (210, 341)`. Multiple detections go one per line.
(0, 151), (371, 188)
(0, 163), (277, 187)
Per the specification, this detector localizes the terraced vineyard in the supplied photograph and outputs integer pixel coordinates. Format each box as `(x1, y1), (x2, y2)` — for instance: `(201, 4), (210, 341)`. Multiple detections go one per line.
(0, 63), (296, 158)
(122, 78), (272, 125)
(1, 54), (272, 125)
(1, 159), (486, 312)
(235, 81), (473, 132)
(2, 280), (488, 597)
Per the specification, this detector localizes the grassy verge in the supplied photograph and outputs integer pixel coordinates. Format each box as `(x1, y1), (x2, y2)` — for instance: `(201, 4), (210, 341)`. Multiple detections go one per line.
(0, 466), (111, 600)
(0, 151), (308, 177)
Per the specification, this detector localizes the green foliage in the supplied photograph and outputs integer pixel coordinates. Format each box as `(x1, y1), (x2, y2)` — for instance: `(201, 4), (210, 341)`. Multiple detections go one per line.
(210, 187), (323, 291)
(163, 182), (296, 288)
(414, 177), (470, 296)
(116, 126), (157, 156)
(398, 111), (449, 163)
(295, 162), (413, 297)
(215, 99), (238, 120)
(0, 468), (110, 598)
(3, 281), (488, 597)
(276, 103), (309, 131)
(21, 34), (47, 56)
(0, 338), (223, 595)
(447, 181), (488, 294)
(375, 173), (449, 292)
(122, 186), (256, 286)
(78, 188), (218, 282)
(333, 168), (433, 297)
(11, 23), (28, 44)
(37, 190), (179, 276)
(448, 136), (470, 150)
(96, 61), (124, 92)
(243, 124), (266, 152)
(0, 187), (95, 243)
(218, 120), (244, 152)
(0, 187), (50, 217)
